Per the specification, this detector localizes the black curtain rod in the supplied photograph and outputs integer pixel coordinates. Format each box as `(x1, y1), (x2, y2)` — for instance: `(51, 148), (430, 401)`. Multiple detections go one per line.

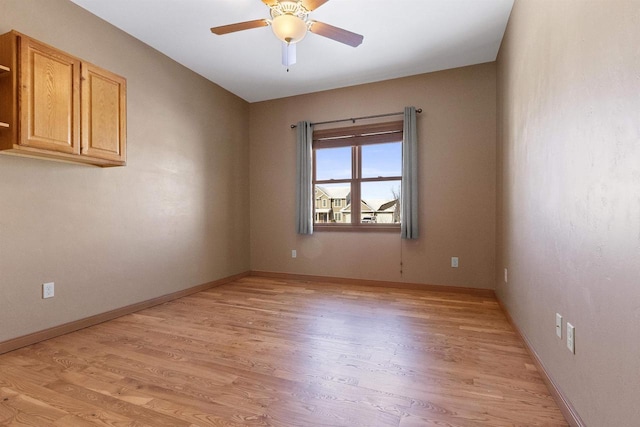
(290, 108), (422, 129)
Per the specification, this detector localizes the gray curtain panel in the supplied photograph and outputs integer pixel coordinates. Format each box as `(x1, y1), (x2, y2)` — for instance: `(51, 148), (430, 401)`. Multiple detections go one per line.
(296, 121), (313, 235)
(401, 106), (419, 239)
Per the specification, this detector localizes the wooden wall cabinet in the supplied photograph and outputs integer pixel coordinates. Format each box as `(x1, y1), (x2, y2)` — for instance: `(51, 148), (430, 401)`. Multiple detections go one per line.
(0, 31), (126, 167)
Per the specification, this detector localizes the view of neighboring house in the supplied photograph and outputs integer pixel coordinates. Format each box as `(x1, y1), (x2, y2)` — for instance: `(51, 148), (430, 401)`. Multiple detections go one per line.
(314, 185), (399, 224)
(353, 199), (399, 224)
(314, 186), (350, 223)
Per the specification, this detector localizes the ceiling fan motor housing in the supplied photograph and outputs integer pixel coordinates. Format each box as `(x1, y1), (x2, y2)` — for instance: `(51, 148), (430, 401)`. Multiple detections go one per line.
(270, 1), (309, 19)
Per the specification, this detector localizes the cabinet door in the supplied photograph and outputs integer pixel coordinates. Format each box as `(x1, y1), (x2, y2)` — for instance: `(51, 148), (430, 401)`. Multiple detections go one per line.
(81, 63), (126, 164)
(19, 36), (81, 154)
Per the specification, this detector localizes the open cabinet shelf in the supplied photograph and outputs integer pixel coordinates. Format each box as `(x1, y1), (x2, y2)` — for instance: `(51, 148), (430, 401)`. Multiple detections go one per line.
(0, 64), (9, 128)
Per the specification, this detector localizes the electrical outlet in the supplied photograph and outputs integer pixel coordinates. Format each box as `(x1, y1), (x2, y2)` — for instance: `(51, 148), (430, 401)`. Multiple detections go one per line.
(555, 313), (563, 338)
(291, 249), (297, 258)
(504, 268), (508, 283)
(567, 322), (575, 354)
(451, 257), (459, 268)
(42, 282), (55, 299)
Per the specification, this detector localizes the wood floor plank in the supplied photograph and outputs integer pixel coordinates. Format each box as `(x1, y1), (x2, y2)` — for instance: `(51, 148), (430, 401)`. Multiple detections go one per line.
(0, 367), (138, 426)
(0, 277), (568, 426)
(45, 380), (190, 427)
(0, 387), (67, 426)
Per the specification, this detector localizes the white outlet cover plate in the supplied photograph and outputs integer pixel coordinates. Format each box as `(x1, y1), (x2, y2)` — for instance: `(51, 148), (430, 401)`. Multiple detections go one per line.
(43, 282), (55, 299)
(555, 313), (562, 338)
(567, 322), (575, 354)
(451, 257), (459, 268)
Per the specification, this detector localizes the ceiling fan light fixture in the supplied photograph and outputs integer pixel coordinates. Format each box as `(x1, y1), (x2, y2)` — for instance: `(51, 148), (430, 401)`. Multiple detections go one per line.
(271, 13), (308, 44)
(209, 0), (364, 69)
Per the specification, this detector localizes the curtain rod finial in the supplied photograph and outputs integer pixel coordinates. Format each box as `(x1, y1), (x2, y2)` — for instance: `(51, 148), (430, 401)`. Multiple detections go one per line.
(291, 124), (297, 129)
(416, 108), (423, 113)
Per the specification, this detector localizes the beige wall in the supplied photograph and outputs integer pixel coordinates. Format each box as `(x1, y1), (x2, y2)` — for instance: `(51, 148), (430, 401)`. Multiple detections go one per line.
(0, 0), (250, 342)
(250, 64), (496, 289)
(496, 1), (640, 425)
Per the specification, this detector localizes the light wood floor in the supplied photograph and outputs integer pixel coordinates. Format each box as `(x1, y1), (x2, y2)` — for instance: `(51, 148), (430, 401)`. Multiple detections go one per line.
(0, 277), (567, 426)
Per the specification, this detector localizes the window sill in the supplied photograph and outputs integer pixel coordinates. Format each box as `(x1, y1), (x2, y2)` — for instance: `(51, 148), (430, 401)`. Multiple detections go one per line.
(313, 224), (400, 233)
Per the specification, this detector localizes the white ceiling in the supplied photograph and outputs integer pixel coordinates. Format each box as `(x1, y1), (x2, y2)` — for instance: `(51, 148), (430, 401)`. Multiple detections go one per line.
(70, 0), (514, 103)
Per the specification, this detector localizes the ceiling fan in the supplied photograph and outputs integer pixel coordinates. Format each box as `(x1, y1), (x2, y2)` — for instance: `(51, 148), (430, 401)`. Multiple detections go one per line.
(210, 0), (364, 69)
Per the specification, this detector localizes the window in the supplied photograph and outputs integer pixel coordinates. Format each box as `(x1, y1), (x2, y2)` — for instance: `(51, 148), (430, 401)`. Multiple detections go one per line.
(313, 121), (402, 230)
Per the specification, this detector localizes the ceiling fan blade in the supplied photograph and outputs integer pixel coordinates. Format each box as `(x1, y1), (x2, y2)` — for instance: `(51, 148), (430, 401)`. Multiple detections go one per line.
(282, 42), (296, 67)
(301, 0), (329, 11)
(309, 21), (363, 47)
(210, 19), (269, 35)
